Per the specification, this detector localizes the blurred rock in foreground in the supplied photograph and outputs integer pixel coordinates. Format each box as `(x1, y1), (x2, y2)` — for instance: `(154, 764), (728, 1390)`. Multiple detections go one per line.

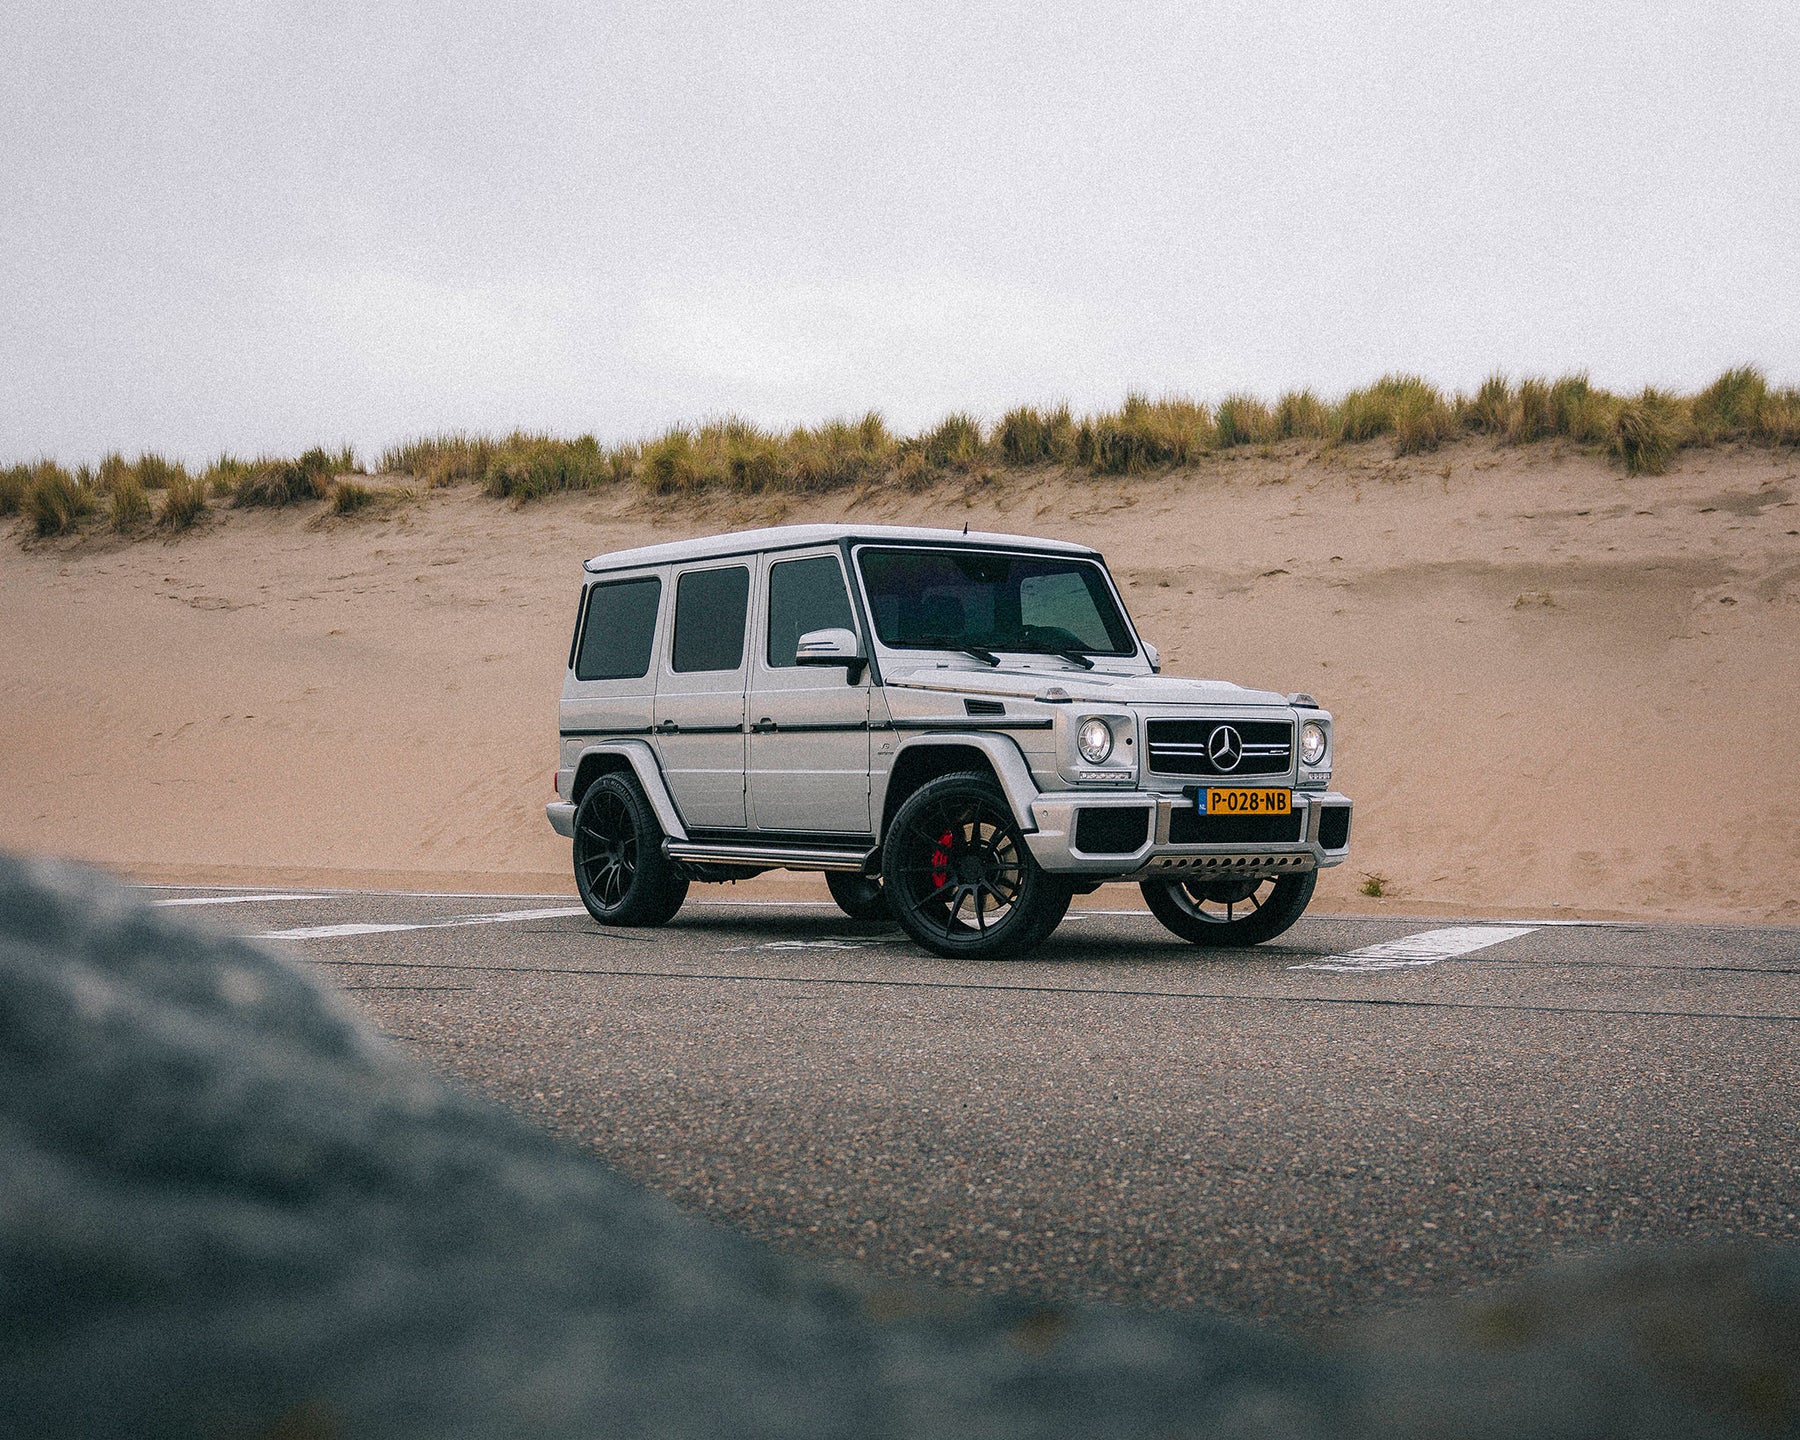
(1, 855), (1793, 1439)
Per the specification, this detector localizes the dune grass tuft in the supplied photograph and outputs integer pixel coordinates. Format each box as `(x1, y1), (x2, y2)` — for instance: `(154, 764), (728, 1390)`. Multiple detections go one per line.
(1757, 386), (1800, 445)
(231, 447), (340, 507)
(135, 454), (186, 491)
(1507, 378), (1557, 445)
(1610, 388), (1686, 476)
(159, 472), (210, 530)
(330, 478), (375, 515)
(1467, 374), (1513, 434)
(997, 405), (1076, 465)
(1691, 366), (1768, 441)
(109, 473), (152, 530)
(1330, 375), (1455, 455)
(1080, 394), (1213, 474)
(25, 464), (96, 536)
(1548, 374), (1616, 445)
(0, 464), (31, 516)
(1214, 394), (1279, 448)
(921, 413), (985, 470)
(1274, 390), (1333, 441)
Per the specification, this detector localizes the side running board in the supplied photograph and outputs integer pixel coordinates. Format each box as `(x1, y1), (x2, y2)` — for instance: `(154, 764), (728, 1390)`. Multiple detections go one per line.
(663, 839), (877, 874)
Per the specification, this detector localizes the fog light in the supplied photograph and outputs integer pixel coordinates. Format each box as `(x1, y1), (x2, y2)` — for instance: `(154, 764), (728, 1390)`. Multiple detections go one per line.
(1077, 718), (1114, 764)
(1300, 720), (1328, 766)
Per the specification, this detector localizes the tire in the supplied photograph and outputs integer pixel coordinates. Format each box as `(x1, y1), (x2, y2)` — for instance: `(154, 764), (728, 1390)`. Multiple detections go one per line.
(572, 773), (689, 927)
(1139, 871), (1316, 946)
(825, 871), (889, 921)
(880, 771), (1069, 959)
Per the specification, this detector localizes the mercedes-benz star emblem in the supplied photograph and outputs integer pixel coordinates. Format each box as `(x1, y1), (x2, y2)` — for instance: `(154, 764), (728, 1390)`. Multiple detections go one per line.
(1207, 724), (1244, 771)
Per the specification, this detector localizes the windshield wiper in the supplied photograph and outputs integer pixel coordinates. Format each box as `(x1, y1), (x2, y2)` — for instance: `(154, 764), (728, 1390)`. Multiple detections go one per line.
(914, 636), (1000, 666)
(1058, 651), (1095, 670)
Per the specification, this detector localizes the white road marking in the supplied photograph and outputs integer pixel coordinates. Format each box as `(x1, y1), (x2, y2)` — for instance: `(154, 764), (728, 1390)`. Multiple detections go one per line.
(1290, 925), (1536, 973)
(721, 937), (905, 952)
(153, 893), (321, 908)
(257, 907), (588, 941)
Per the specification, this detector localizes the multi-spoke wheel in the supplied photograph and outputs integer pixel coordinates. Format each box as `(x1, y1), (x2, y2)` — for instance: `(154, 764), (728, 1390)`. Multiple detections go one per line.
(1139, 871), (1315, 946)
(825, 871), (889, 921)
(881, 772), (1070, 959)
(572, 773), (688, 926)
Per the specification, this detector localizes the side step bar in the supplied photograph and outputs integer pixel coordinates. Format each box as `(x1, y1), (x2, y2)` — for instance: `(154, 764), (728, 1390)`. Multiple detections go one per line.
(663, 839), (877, 874)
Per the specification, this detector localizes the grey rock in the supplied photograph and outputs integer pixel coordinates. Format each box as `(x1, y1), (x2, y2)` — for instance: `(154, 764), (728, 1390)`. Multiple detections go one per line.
(1339, 1242), (1800, 1439)
(0, 855), (1335, 1439)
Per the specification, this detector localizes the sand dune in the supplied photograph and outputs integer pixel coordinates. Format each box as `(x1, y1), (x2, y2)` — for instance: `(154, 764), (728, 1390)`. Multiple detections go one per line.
(3, 437), (1796, 922)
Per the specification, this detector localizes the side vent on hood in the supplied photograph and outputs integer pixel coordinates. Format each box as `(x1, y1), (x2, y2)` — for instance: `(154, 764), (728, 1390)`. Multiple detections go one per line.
(964, 698), (1006, 716)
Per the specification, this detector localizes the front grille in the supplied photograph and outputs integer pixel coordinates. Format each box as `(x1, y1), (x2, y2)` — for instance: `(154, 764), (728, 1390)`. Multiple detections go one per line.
(1168, 808), (1304, 845)
(1318, 805), (1352, 850)
(1146, 719), (1293, 777)
(1073, 806), (1151, 854)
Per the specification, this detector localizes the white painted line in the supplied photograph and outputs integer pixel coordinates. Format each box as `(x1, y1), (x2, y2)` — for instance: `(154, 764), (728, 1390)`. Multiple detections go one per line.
(257, 907), (588, 941)
(692, 899), (840, 908)
(720, 937), (906, 952)
(1290, 925), (1536, 973)
(153, 893), (322, 908)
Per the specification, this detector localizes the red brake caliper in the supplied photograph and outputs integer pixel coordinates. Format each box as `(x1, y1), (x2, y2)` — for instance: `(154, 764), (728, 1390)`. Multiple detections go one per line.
(930, 830), (954, 892)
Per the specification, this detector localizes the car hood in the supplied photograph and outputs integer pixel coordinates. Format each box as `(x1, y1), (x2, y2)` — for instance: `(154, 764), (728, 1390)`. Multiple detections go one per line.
(881, 663), (1290, 709)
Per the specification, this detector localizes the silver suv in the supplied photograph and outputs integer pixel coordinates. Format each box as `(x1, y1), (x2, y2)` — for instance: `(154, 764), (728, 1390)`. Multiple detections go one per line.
(548, 524), (1352, 958)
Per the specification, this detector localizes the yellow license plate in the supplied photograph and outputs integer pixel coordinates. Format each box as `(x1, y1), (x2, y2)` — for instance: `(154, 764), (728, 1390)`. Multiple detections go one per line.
(1201, 787), (1291, 816)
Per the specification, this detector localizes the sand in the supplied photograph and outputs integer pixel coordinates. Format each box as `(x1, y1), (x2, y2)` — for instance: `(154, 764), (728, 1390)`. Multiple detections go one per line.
(3, 437), (1796, 923)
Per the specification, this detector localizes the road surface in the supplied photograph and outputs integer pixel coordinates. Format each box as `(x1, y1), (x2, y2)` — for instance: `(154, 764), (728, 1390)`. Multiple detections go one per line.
(146, 885), (1800, 1331)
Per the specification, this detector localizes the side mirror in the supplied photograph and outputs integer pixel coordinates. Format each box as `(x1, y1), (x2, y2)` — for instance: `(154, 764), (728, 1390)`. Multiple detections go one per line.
(1143, 641), (1162, 673)
(796, 627), (867, 681)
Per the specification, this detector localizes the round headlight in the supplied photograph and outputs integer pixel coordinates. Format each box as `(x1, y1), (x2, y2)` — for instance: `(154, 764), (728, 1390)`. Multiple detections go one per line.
(1300, 720), (1328, 767)
(1077, 718), (1114, 765)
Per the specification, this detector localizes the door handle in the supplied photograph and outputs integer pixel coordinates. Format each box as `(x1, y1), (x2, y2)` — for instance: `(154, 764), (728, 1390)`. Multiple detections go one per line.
(656, 719), (680, 733)
(752, 717), (778, 733)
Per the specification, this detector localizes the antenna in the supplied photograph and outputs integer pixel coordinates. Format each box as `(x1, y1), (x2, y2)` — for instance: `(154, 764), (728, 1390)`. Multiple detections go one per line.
(962, 521), (968, 535)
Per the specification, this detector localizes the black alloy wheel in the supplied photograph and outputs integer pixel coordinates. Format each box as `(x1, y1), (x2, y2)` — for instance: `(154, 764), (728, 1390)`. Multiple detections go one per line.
(881, 772), (1070, 959)
(1139, 870), (1315, 946)
(572, 773), (689, 927)
(825, 871), (889, 921)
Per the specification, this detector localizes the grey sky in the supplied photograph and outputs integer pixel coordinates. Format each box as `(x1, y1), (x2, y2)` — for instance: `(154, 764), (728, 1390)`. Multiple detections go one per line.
(4, 1), (1796, 464)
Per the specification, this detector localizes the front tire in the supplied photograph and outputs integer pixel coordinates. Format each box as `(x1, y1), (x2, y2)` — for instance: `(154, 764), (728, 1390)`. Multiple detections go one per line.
(825, 871), (889, 921)
(572, 773), (689, 926)
(881, 772), (1069, 959)
(1140, 871), (1315, 946)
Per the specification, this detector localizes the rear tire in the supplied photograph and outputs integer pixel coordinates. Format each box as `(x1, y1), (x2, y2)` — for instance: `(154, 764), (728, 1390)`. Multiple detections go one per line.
(825, 871), (888, 921)
(1139, 871), (1315, 946)
(572, 773), (689, 927)
(881, 771), (1068, 959)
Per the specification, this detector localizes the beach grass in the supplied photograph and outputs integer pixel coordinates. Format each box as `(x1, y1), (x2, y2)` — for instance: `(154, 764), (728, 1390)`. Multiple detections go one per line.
(231, 447), (353, 508)
(158, 471), (210, 530)
(25, 465), (96, 536)
(9, 368), (1798, 542)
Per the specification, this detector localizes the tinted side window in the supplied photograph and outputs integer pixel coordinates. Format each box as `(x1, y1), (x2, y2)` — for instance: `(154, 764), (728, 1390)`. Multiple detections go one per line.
(672, 565), (750, 672)
(766, 555), (855, 667)
(575, 576), (661, 681)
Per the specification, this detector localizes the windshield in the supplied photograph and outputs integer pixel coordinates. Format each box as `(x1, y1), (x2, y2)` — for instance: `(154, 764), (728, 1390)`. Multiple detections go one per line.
(857, 547), (1137, 657)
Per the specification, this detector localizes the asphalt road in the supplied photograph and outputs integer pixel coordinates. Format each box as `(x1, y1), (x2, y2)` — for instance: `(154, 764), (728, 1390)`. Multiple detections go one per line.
(147, 884), (1800, 1332)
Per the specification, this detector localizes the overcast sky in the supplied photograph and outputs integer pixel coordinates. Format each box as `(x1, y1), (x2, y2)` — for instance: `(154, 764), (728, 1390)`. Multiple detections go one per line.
(4, 2), (1797, 465)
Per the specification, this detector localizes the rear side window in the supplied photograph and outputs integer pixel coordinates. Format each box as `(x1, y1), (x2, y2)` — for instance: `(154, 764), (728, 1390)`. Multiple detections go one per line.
(672, 565), (750, 672)
(575, 576), (661, 681)
(766, 555), (854, 667)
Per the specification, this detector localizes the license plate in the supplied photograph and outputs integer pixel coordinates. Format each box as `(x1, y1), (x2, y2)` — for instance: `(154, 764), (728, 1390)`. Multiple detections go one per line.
(1199, 787), (1291, 816)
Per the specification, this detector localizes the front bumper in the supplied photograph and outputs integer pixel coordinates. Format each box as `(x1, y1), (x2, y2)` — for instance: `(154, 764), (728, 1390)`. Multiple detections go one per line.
(1024, 789), (1352, 879)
